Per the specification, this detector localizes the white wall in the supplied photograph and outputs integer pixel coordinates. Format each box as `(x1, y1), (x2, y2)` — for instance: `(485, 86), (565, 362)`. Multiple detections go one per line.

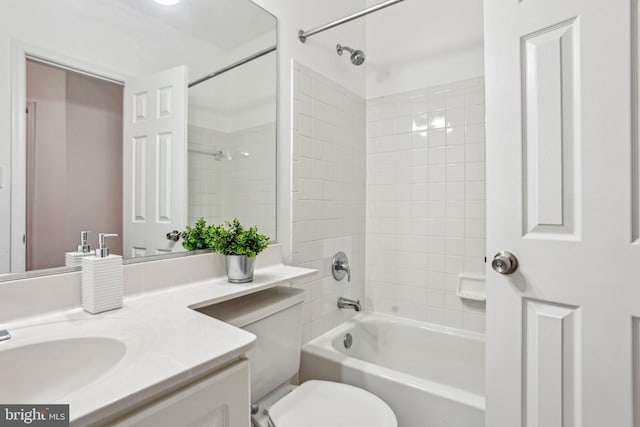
(365, 0), (484, 98)
(250, 0), (367, 262)
(189, 31), (277, 134)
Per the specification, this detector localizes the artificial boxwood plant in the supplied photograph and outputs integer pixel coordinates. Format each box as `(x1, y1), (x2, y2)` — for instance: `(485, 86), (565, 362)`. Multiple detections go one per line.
(182, 218), (269, 257)
(181, 217), (209, 251)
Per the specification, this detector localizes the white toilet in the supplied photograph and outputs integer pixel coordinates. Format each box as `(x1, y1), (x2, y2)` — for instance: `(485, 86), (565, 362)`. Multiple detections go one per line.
(200, 286), (397, 427)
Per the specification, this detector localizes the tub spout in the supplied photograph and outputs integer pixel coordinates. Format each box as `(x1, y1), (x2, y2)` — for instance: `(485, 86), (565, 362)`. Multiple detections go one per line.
(337, 297), (361, 311)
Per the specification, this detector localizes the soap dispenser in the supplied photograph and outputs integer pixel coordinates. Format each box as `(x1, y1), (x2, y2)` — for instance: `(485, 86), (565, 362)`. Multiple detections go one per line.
(65, 231), (93, 267)
(81, 233), (123, 314)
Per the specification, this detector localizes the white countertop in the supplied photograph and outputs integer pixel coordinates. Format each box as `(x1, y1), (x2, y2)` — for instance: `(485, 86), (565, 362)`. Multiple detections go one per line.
(0, 263), (316, 426)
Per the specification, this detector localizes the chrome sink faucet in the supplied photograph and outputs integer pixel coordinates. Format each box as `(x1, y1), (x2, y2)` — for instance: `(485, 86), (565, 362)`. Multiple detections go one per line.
(0, 329), (11, 342)
(337, 297), (361, 312)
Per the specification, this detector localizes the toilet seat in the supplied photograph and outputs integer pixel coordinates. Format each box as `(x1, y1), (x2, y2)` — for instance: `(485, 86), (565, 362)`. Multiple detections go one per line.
(268, 380), (397, 427)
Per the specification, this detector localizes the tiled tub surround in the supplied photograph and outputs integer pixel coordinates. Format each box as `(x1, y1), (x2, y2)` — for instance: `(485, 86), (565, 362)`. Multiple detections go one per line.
(365, 78), (486, 333)
(0, 244), (315, 424)
(291, 62), (367, 343)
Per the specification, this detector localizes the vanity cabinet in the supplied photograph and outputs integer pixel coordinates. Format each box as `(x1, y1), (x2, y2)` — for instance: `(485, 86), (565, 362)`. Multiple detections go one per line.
(109, 358), (250, 427)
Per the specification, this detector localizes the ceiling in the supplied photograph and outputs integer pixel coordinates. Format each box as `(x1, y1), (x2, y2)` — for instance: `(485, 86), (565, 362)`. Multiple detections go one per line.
(115, 0), (276, 51)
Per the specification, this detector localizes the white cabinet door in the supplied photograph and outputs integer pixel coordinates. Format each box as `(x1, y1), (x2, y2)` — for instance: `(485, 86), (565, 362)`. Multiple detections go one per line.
(111, 359), (250, 427)
(123, 66), (188, 258)
(485, 0), (639, 426)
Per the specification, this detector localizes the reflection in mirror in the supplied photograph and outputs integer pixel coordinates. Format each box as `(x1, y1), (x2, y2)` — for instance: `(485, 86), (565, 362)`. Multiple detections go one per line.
(0, 0), (277, 278)
(188, 49), (277, 241)
(25, 59), (124, 271)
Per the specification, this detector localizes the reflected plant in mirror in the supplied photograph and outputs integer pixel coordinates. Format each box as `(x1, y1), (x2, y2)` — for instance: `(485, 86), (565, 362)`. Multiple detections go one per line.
(181, 218), (210, 251)
(0, 0), (277, 279)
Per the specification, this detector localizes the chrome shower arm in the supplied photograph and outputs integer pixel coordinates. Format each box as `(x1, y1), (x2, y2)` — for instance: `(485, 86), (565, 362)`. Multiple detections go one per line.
(336, 44), (354, 56)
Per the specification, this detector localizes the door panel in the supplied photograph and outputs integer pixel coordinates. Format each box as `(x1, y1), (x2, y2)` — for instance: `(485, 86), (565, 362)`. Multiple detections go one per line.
(522, 19), (579, 239)
(123, 66), (188, 258)
(523, 299), (580, 427)
(485, 0), (637, 426)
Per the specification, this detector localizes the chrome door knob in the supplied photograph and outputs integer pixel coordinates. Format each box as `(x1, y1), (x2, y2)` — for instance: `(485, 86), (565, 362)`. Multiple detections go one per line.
(166, 230), (181, 241)
(491, 251), (519, 275)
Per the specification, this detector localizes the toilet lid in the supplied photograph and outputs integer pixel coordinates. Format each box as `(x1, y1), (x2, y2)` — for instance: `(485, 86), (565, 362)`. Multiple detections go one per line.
(268, 380), (397, 427)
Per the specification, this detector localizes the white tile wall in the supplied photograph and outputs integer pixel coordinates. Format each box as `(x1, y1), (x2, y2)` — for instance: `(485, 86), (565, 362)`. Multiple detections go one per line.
(187, 123), (277, 240)
(291, 61), (367, 344)
(188, 125), (226, 225)
(220, 124), (277, 240)
(365, 77), (487, 334)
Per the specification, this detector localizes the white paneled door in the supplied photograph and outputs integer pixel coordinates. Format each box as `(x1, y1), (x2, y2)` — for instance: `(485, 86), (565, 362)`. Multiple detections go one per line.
(123, 66), (188, 258)
(485, 0), (640, 426)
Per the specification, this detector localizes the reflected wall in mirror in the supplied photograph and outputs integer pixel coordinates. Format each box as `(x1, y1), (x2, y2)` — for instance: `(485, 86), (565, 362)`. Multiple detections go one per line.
(0, 0), (277, 277)
(188, 44), (277, 244)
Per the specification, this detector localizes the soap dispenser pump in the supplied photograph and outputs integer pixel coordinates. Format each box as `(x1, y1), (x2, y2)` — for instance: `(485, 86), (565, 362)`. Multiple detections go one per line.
(64, 231), (93, 267)
(78, 230), (91, 253)
(81, 233), (123, 314)
(65, 231), (93, 267)
(95, 232), (118, 258)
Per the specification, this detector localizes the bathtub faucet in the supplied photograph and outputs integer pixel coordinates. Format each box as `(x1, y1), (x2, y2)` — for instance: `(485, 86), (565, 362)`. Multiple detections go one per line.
(337, 297), (361, 312)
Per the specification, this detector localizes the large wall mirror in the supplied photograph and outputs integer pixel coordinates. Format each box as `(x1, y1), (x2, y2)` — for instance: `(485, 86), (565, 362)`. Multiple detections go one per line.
(0, 0), (277, 278)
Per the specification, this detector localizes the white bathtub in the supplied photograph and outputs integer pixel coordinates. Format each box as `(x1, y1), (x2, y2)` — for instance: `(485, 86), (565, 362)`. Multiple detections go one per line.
(299, 313), (485, 427)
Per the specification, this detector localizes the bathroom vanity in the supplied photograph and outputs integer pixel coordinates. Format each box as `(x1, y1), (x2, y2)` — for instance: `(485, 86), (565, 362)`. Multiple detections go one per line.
(111, 359), (250, 426)
(0, 245), (315, 426)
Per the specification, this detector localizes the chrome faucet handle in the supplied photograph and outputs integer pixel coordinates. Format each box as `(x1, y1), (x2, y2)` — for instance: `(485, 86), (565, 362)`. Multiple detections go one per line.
(332, 252), (351, 282)
(0, 329), (10, 342)
(336, 262), (351, 281)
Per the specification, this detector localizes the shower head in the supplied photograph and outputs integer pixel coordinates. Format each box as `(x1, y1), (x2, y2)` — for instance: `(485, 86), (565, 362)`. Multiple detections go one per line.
(336, 44), (365, 66)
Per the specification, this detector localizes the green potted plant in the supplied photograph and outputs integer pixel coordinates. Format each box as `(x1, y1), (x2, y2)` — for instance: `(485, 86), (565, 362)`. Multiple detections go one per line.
(182, 218), (269, 283)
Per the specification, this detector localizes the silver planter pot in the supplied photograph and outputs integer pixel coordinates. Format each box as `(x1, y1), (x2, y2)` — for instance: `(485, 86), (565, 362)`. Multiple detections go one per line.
(225, 255), (255, 283)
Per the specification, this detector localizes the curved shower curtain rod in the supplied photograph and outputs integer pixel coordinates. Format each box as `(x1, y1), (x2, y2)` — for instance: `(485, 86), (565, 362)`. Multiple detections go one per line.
(298, 0), (406, 43)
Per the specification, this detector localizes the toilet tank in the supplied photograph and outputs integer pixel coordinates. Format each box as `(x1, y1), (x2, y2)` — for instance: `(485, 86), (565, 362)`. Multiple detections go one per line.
(197, 286), (305, 403)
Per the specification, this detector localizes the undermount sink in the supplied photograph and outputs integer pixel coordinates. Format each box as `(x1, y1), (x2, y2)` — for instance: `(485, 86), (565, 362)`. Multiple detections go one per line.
(0, 337), (126, 403)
